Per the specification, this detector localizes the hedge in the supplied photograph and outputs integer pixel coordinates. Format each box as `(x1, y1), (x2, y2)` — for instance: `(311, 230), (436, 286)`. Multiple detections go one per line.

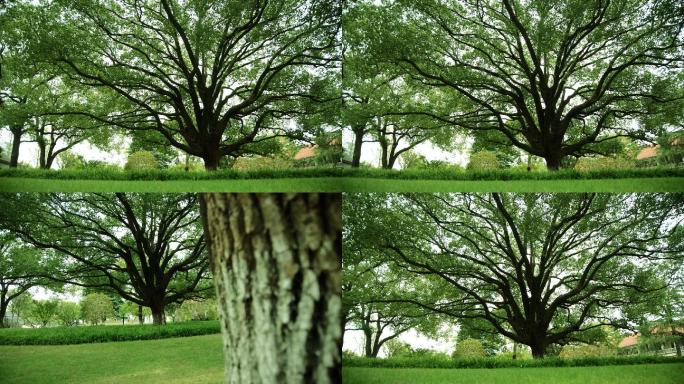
(0, 166), (683, 181)
(0, 320), (220, 345)
(342, 355), (684, 369)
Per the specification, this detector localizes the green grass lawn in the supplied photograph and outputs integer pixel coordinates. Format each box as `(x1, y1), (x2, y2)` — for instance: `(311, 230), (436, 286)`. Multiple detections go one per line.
(1, 177), (682, 192)
(0, 334), (224, 384)
(342, 365), (684, 384)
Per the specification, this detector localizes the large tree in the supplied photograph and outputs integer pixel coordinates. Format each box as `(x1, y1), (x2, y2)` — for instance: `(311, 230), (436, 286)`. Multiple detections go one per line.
(347, 193), (683, 358)
(201, 193), (341, 384)
(25, 0), (340, 170)
(375, 0), (684, 169)
(1, 193), (210, 325)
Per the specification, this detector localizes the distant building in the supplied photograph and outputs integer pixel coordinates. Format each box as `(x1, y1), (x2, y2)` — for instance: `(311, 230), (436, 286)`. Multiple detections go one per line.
(618, 326), (683, 356)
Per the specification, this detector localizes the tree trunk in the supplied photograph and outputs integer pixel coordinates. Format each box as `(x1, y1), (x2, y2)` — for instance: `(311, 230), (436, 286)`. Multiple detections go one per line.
(543, 152), (562, 171)
(202, 193), (342, 384)
(0, 300), (7, 328)
(138, 305), (144, 325)
(9, 126), (22, 168)
(38, 140), (47, 169)
(203, 150), (221, 171)
(530, 341), (546, 359)
(152, 309), (165, 325)
(512, 342), (518, 360)
(351, 129), (364, 167)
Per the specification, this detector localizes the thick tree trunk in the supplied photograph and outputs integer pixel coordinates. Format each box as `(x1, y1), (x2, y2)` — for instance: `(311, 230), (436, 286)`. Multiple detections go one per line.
(38, 140), (47, 169)
(0, 300), (7, 328)
(9, 126), (22, 168)
(530, 341), (546, 359)
(203, 150), (221, 171)
(150, 300), (166, 325)
(543, 150), (563, 171)
(138, 305), (144, 325)
(351, 129), (364, 167)
(202, 193), (342, 384)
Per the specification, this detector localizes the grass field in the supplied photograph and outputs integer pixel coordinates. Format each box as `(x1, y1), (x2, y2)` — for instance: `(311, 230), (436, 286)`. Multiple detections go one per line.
(0, 334), (224, 384)
(1, 177), (683, 192)
(342, 365), (684, 384)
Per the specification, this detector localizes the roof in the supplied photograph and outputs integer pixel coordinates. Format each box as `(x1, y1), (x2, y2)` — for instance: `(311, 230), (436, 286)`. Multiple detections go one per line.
(294, 145), (317, 160)
(636, 145), (659, 160)
(619, 333), (639, 348)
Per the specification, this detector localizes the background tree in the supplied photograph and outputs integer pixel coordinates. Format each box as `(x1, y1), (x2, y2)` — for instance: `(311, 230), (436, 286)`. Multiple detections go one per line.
(201, 193), (341, 384)
(80, 293), (113, 325)
(346, 193), (683, 358)
(26, 0), (341, 170)
(29, 299), (59, 327)
(374, 0), (684, 169)
(0, 232), (53, 327)
(56, 301), (80, 326)
(1, 193), (211, 325)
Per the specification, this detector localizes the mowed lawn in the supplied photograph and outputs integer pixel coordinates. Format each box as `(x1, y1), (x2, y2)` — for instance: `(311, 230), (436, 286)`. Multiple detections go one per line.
(1, 177), (683, 192)
(343, 365), (684, 384)
(0, 334), (224, 384)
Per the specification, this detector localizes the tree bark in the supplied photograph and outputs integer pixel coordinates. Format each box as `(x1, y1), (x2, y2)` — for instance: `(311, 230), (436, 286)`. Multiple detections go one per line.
(151, 300), (166, 325)
(543, 151), (562, 171)
(138, 305), (144, 325)
(202, 193), (342, 384)
(530, 340), (547, 359)
(203, 149), (221, 171)
(9, 125), (22, 168)
(351, 128), (364, 167)
(0, 291), (7, 328)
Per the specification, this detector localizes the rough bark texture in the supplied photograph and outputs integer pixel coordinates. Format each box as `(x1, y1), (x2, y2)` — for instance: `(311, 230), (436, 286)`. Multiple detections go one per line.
(202, 193), (342, 384)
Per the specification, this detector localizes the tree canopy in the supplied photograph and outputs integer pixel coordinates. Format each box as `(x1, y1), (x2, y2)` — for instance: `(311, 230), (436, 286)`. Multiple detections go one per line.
(343, 192), (684, 357)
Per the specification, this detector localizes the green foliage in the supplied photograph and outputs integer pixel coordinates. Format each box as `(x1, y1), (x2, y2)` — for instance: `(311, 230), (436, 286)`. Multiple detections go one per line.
(383, 339), (414, 358)
(559, 344), (616, 359)
(56, 301), (80, 327)
(28, 299), (59, 327)
(452, 338), (486, 359)
(0, 320), (220, 345)
(231, 156), (293, 171)
(467, 151), (500, 171)
(2, 165), (684, 182)
(342, 355), (684, 369)
(124, 151), (158, 171)
(80, 293), (113, 325)
(574, 157), (634, 172)
(176, 300), (218, 322)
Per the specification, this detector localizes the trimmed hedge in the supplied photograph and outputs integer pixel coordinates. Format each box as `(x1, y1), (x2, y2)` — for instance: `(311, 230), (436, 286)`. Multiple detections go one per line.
(342, 355), (684, 369)
(0, 166), (683, 181)
(0, 320), (220, 345)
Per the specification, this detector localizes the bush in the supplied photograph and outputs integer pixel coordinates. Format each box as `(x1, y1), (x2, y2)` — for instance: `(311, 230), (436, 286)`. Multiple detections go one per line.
(559, 344), (616, 359)
(452, 338), (486, 359)
(56, 301), (81, 327)
(0, 320), (220, 345)
(1, 165), (683, 182)
(384, 339), (414, 358)
(467, 151), (500, 171)
(231, 156), (293, 171)
(125, 151), (158, 171)
(28, 300), (59, 327)
(176, 299), (218, 322)
(81, 293), (113, 325)
(574, 157), (633, 171)
(342, 354), (684, 369)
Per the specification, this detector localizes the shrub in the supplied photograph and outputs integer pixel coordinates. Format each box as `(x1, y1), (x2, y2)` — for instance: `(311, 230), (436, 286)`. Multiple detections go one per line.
(452, 338), (486, 359)
(495, 350), (533, 360)
(231, 156), (293, 171)
(125, 151), (158, 171)
(559, 344), (616, 359)
(384, 339), (414, 358)
(81, 293), (113, 325)
(0, 320), (220, 345)
(467, 151), (500, 171)
(342, 354), (684, 369)
(574, 157), (633, 171)
(176, 299), (218, 322)
(56, 301), (81, 327)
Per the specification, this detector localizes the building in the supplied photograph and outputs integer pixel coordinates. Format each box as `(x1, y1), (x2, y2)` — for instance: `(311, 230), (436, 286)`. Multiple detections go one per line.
(618, 327), (683, 357)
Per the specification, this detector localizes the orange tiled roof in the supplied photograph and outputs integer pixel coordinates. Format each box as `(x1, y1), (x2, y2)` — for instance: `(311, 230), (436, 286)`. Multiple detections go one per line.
(294, 145), (317, 160)
(636, 145), (659, 160)
(619, 333), (639, 348)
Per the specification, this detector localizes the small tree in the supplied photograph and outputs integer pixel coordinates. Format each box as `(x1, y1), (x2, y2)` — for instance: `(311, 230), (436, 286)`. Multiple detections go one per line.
(383, 339), (413, 358)
(29, 299), (59, 328)
(124, 151), (158, 171)
(56, 301), (80, 327)
(80, 293), (113, 325)
(452, 338), (485, 359)
(176, 299), (218, 322)
(466, 151), (500, 171)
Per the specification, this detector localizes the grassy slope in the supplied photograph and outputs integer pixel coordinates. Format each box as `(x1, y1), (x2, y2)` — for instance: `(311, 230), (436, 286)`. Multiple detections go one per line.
(342, 365), (684, 384)
(0, 334), (224, 384)
(1, 177), (682, 192)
